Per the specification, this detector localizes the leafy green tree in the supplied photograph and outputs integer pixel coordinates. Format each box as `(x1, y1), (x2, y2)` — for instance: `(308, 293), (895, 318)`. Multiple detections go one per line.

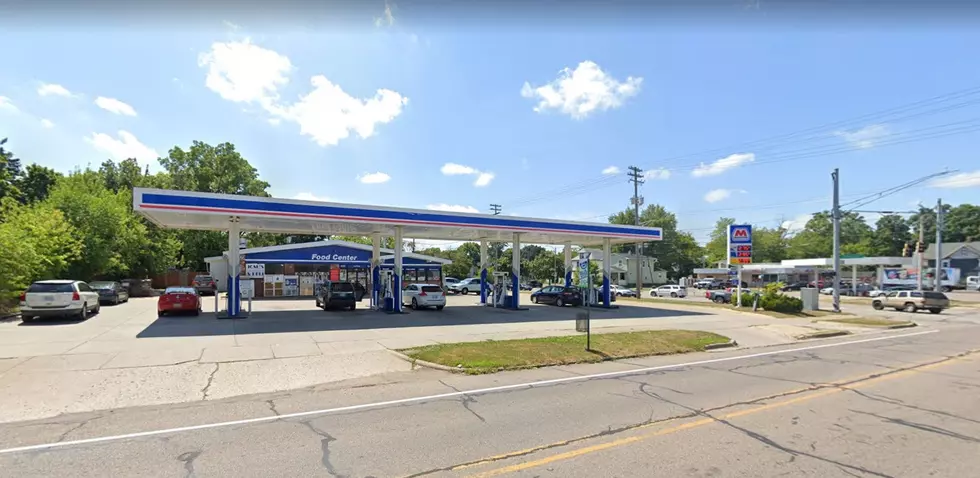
(17, 164), (61, 204)
(753, 226), (790, 263)
(0, 138), (23, 206)
(528, 250), (562, 282)
(868, 214), (912, 256)
(787, 211), (872, 259)
(705, 217), (735, 265)
(609, 204), (703, 280)
(943, 204), (980, 242)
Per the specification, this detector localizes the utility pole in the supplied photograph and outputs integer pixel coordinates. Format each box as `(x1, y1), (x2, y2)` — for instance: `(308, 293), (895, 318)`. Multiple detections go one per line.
(935, 198), (944, 292)
(489, 204), (502, 216)
(917, 213), (925, 291)
(627, 166), (645, 298)
(831, 169), (841, 313)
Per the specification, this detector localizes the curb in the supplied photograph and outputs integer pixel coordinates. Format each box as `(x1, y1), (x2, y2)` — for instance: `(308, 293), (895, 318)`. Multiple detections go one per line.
(704, 340), (739, 350)
(887, 322), (918, 329)
(387, 349), (466, 373)
(796, 330), (851, 340)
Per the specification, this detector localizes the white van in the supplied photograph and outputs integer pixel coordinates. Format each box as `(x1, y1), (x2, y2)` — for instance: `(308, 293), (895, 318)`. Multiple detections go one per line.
(967, 275), (979, 291)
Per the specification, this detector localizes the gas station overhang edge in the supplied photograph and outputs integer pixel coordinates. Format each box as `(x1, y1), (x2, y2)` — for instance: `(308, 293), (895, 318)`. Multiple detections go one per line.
(133, 188), (663, 246)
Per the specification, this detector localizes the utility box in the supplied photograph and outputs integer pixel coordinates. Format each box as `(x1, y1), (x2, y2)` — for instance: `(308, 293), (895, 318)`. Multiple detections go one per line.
(801, 288), (819, 311)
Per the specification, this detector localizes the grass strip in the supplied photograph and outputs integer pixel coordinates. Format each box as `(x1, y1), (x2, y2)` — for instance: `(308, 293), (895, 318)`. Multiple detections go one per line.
(819, 317), (915, 328)
(400, 329), (730, 374)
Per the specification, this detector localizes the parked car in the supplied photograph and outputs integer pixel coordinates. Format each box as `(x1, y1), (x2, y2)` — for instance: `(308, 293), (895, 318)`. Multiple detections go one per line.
(610, 284), (636, 297)
(867, 284), (916, 297)
(449, 277), (482, 295)
(530, 286), (583, 307)
(650, 285), (687, 298)
(403, 284), (446, 310)
(192, 274), (217, 296)
(705, 290), (733, 304)
(90, 281), (130, 305)
(519, 283), (534, 291)
(315, 281), (357, 311)
(20, 280), (101, 322)
(444, 277), (460, 288)
(872, 290), (949, 314)
(780, 281), (809, 292)
(695, 279), (723, 290)
(528, 280), (543, 289)
(157, 286), (202, 317)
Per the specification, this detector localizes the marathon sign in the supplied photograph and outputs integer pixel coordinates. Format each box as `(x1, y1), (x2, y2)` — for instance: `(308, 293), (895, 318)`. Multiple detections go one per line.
(727, 224), (753, 265)
(728, 225), (752, 244)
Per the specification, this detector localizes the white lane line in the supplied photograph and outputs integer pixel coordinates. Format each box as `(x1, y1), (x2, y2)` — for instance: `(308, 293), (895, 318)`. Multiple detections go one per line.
(0, 329), (939, 455)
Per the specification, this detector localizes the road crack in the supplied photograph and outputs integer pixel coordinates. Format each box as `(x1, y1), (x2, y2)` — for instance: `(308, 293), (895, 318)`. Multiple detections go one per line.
(301, 420), (345, 477)
(266, 399), (280, 416)
(201, 363), (219, 400)
(177, 451), (202, 478)
(438, 380), (487, 424)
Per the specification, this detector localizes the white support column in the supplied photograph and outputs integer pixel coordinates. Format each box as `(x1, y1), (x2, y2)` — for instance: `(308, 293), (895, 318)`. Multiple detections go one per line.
(372, 233), (381, 310)
(852, 265), (858, 296)
(480, 239), (488, 304)
(394, 226), (403, 313)
(512, 233), (521, 309)
(602, 238), (612, 307)
(226, 217), (241, 317)
(564, 241), (572, 287)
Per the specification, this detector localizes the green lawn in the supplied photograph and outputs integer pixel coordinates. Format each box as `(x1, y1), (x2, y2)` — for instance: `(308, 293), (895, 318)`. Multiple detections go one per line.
(819, 317), (916, 328)
(400, 330), (731, 374)
(621, 296), (838, 320)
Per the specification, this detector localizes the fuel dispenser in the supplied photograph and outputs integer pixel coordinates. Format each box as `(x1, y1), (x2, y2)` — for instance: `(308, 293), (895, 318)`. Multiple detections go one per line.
(379, 270), (395, 312)
(491, 271), (509, 308)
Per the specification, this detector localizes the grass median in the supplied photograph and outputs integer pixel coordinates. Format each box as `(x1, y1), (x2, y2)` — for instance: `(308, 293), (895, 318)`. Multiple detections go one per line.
(818, 317), (916, 328)
(619, 296), (838, 320)
(400, 330), (731, 374)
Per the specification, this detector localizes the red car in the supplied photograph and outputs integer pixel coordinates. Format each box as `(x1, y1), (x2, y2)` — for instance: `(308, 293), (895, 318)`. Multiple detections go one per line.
(158, 286), (202, 317)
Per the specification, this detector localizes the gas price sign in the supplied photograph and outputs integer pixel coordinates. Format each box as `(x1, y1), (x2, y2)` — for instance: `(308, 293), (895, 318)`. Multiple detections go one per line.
(727, 224), (753, 265)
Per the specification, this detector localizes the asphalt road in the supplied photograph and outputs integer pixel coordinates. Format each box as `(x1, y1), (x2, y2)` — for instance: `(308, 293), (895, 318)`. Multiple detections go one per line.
(1, 321), (978, 477)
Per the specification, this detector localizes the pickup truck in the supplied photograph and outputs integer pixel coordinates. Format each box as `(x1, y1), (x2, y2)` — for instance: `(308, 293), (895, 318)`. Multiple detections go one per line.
(871, 290), (949, 314)
(704, 290), (732, 304)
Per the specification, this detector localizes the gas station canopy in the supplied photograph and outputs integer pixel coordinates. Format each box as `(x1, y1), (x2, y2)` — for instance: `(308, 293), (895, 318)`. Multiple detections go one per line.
(133, 188), (663, 245)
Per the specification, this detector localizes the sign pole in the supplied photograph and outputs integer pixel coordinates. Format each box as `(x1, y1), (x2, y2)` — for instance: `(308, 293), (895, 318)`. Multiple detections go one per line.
(728, 224), (753, 308)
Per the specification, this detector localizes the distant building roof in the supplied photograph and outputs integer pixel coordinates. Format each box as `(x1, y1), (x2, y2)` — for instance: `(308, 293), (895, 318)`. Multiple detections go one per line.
(924, 242), (980, 259)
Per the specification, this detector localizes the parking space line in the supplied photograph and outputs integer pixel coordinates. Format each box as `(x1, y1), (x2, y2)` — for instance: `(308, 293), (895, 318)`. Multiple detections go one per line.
(0, 329), (937, 455)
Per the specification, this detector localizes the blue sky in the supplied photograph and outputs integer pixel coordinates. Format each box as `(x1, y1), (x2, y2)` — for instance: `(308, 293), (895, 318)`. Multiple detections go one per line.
(2, 4), (979, 247)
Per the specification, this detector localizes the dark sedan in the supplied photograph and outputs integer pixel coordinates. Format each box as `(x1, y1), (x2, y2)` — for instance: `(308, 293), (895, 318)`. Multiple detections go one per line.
(90, 281), (130, 305)
(530, 285), (583, 307)
(780, 281), (809, 291)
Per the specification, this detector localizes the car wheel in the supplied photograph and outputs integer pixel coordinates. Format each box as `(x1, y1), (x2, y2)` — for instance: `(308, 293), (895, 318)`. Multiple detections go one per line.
(461, 288), (469, 295)
(872, 301), (884, 310)
(349, 303), (356, 311)
(93, 303), (100, 315)
(929, 308), (942, 314)
(193, 308), (200, 316)
(904, 302), (918, 313)
(531, 296), (538, 304)
(411, 298), (419, 310)
(436, 305), (444, 311)
(77, 304), (88, 320)
(556, 297), (564, 307)
(670, 292), (677, 298)
(157, 310), (165, 318)
(713, 296), (725, 304)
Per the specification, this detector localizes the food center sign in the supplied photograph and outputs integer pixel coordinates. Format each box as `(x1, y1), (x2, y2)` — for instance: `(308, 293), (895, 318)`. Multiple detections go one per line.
(727, 224), (753, 265)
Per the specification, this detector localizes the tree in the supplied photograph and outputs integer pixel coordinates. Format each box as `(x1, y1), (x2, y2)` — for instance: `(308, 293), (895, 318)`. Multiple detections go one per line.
(520, 245), (546, 262)
(0, 138), (23, 206)
(705, 217), (735, 265)
(786, 211), (872, 259)
(609, 204), (703, 280)
(943, 204), (980, 243)
(528, 250), (562, 282)
(868, 214), (912, 257)
(17, 164), (61, 204)
(753, 226), (790, 263)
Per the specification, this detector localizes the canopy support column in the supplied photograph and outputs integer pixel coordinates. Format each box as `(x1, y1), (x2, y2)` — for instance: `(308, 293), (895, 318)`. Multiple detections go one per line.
(224, 217), (243, 318)
(602, 238), (614, 308)
(372, 233), (381, 310)
(511, 233), (521, 309)
(394, 227), (403, 313)
(852, 265), (858, 296)
(564, 241), (572, 287)
(480, 239), (488, 304)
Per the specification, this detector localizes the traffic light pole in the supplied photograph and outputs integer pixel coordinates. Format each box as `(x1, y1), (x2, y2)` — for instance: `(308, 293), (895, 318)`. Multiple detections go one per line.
(917, 214), (924, 291)
(831, 169), (841, 313)
(935, 199), (944, 292)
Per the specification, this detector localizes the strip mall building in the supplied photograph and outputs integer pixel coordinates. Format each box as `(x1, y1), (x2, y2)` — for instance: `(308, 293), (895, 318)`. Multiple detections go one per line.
(204, 240), (451, 298)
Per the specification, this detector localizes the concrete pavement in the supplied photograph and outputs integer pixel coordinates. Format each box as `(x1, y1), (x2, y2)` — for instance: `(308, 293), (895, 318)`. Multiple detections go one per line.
(0, 320), (977, 477)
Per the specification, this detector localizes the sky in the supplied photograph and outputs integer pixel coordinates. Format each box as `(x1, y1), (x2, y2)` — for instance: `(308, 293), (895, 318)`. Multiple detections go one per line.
(1, 2), (979, 249)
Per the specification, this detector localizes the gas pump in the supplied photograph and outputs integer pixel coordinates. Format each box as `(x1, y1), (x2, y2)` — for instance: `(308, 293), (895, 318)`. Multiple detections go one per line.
(379, 270), (395, 312)
(492, 271), (509, 308)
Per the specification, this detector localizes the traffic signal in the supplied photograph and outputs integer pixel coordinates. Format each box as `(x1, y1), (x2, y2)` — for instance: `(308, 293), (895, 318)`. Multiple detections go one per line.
(917, 242), (925, 253)
(902, 243), (911, 257)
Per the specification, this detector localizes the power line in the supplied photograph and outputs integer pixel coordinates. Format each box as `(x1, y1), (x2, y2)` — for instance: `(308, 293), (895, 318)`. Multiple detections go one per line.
(489, 204), (502, 215)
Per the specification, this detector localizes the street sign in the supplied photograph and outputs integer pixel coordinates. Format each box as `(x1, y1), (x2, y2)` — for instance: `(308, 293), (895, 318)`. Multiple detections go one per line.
(578, 252), (590, 288)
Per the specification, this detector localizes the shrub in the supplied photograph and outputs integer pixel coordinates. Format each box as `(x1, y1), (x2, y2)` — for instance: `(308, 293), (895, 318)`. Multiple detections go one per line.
(760, 294), (803, 313)
(738, 292), (757, 307)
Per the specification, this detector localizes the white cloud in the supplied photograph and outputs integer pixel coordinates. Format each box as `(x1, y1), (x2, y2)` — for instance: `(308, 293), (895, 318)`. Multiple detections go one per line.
(439, 162), (494, 187)
(520, 61), (642, 119)
(293, 192), (334, 202)
(692, 152), (755, 177)
(928, 170), (980, 189)
(835, 124), (889, 149)
(374, 1), (395, 27)
(357, 171), (391, 184)
(40, 118), (54, 128)
(198, 39), (408, 147)
(644, 167), (671, 180)
(94, 97), (137, 116)
(37, 83), (74, 97)
(474, 172), (495, 187)
(601, 165), (620, 175)
(86, 131), (159, 165)
(0, 96), (17, 112)
(267, 118), (281, 126)
(426, 204), (480, 214)
(441, 163), (478, 175)
(703, 188), (745, 203)
(781, 213), (813, 232)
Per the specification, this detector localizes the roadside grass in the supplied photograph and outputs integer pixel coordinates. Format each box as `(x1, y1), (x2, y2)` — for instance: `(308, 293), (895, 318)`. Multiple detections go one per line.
(620, 296), (839, 320)
(818, 317), (916, 328)
(400, 330), (731, 374)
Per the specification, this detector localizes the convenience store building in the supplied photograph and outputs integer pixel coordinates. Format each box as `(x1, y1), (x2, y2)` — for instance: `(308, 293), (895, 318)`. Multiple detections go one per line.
(204, 240), (451, 298)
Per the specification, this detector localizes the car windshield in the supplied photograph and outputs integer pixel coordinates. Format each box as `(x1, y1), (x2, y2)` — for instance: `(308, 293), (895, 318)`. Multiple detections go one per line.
(165, 287), (197, 295)
(421, 286), (442, 293)
(27, 282), (74, 293)
(89, 282), (116, 289)
(332, 283), (355, 292)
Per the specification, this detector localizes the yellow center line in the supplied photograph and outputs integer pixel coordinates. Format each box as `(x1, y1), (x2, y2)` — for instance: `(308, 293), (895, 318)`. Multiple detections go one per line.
(465, 353), (974, 478)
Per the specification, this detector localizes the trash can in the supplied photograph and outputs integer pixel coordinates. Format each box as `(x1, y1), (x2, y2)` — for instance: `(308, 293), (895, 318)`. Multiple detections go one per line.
(801, 288), (819, 311)
(384, 297), (395, 312)
(575, 312), (589, 332)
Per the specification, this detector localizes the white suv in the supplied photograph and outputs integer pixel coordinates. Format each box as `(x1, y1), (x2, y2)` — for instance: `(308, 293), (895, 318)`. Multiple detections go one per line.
(403, 284), (446, 310)
(20, 280), (101, 322)
(650, 284), (687, 298)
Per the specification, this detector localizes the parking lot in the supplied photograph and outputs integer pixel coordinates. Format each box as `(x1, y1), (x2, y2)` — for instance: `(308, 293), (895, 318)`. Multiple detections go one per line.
(1, 290), (954, 424)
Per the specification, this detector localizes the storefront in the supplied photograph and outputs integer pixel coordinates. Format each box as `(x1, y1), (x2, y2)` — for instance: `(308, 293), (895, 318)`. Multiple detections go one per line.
(205, 240), (451, 298)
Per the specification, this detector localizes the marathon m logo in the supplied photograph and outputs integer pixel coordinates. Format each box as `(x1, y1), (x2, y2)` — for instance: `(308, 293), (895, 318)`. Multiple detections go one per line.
(728, 224), (752, 244)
